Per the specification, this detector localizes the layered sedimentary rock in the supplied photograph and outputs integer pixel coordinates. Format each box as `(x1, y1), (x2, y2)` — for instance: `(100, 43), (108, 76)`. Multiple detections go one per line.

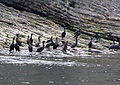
(0, 0), (120, 51)
(1, 0), (120, 40)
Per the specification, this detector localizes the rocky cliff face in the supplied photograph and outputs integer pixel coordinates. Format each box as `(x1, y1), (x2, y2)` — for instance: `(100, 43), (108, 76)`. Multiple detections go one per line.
(1, 0), (120, 38)
(0, 0), (120, 52)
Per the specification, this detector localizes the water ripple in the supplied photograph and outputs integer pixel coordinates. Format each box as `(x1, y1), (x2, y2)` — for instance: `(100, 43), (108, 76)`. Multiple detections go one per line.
(0, 55), (91, 67)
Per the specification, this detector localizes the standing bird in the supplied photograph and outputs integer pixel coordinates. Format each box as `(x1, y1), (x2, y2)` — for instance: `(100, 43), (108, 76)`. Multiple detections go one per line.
(47, 36), (53, 43)
(61, 27), (66, 39)
(53, 37), (59, 49)
(16, 34), (22, 46)
(30, 33), (33, 45)
(62, 41), (68, 53)
(46, 38), (54, 49)
(37, 41), (45, 53)
(9, 37), (15, 52)
(61, 41), (66, 47)
(15, 42), (20, 51)
(27, 35), (30, 45)
(71, 36), (78, 48)
(88, 37), (93, 51)
(35, 36), (40, 47)
(28, 43), (33, 52)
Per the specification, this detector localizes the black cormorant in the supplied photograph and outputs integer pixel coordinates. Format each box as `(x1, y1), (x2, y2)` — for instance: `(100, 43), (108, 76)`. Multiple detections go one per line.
(71, 36), (78, 48)
(47, 36), (53, 43)
(61, 27), (66, 39)
(9, 37), (15, 52)
(16, 34), (22, 46)
(27, 35), (30, 45)
(60, 40), (66, 47)
(35, 36), (40, 47)
(88, 37), (93, 51)
(28, 43), (33, 52)
(53, 37), (59, 49)
(62, 41), (68, 53)
(37, 41), (45, 52)
(15, 42), (20, 51)
(46, 38), (54, 49)
(30, 33), (33, 45)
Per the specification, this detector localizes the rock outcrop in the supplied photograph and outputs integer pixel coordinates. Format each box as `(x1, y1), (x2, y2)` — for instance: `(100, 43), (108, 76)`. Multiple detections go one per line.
(1, 0), (120, 39)
(0, 0), (120, 52)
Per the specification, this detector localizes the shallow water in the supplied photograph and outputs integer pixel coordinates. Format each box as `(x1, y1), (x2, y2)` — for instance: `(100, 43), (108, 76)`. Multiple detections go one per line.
(0, 50), (120, 85)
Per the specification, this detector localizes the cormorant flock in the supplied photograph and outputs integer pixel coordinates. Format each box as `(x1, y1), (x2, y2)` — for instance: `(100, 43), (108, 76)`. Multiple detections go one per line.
(9, 28), (120, 54)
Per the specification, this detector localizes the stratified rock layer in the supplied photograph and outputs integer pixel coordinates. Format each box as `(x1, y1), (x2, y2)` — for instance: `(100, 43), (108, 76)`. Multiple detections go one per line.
(0, 0), (120, 52)
(1, 0), (120, 40)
